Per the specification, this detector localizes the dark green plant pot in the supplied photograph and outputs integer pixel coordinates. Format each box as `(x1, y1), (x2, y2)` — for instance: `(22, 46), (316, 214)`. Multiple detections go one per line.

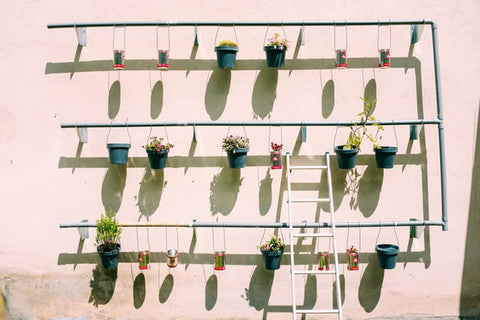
(226, 148), (248, 168)
(261, 248), (284, 270)
(264, 45), (287, 67)
(374, 146), (398, 169)
(107, 143), (131, 165)
(334, 145), (359, 169)
(98, 244), (121, 269)
(215, 46), (239, 69)
(375, 244), (399, 269)
(147, 149), (169, 169)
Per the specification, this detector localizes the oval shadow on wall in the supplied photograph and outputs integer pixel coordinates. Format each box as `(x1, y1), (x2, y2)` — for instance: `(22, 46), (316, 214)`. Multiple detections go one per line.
(209, 168), (243, 216)
(138, 169), (165, 221)
(245, 265), (274, 311)
(258, 169), (273, 216)
(205, 69), (231, 120)
(133, 273), (146, 309)
(364, 78), (377, 103)
(357, 164), (383, 218)
(159, 273), (174, 304)
(322, 79), (335, 118)
(102, 165), (127, 213)
(252, 69), (278, 120)
(205, 274), (218, 311)
(150, 80), (164, 119)
(108, 80), (121, 120)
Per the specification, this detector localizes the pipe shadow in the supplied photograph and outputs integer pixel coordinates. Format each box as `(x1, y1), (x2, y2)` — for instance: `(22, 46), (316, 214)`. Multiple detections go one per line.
(209, 167), (243, 216)
(88, 264), (118, 307)
(205, 69), (231, 120)
(252, 68), (278, 120)
(133, 272), (146, 309)
(137, 169), (165, 221)
(101, 165), (127, 213)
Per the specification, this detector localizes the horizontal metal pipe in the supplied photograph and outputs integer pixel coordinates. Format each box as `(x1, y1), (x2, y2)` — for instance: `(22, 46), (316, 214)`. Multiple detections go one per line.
(47, 20), (433, 29)
(60, 220), (445, 229)
(61, 119), (440, 129)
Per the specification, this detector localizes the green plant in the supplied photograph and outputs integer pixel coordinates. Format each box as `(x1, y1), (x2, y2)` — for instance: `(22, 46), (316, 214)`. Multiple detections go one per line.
(265, 33), (289, 48)
(95, 211), (122, 252)
(222, 135), (250, 152)
(344, 97), (383, 150)
(260, 233), (284, 252)
(143, 137), (174, 152)
(217, 39), (238, 47)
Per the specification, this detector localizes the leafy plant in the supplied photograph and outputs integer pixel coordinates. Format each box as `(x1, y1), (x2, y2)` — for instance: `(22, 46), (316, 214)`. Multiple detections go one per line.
(222, 135), (250, 152)
(217, 39), (238, 47)
(265, 33), (288, 48)
(260, 233), (284, 252)
(95, 211), (122, 252)
(344, 97), (383, 150)
(270, 142), (283, 151)
(143, 137), (174, 152)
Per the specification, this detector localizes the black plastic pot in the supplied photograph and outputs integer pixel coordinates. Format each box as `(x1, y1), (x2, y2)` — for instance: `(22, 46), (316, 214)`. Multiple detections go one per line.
(107, 143), (130, 165)
(334, 145), (359, 169)
(261, 248), (283, 270)
(226, 148), (248, 168)
(374, 146), (398, 169)
(375, 244), (399, 269)
(97, 244), (121, 269)
(264, 45), (287, 67)
(147, 149), (169, 169)
(215, 46), (239, 69)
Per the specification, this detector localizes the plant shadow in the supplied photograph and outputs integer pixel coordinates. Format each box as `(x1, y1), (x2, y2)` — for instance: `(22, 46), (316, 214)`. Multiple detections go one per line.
(88, 264), (118, 307)
(243, 265), (274, 311)
(209, 167), (243, 216)
(259, 169), (273, 216)
(101, 165), (127, 213)
(137, 169), (166, 221)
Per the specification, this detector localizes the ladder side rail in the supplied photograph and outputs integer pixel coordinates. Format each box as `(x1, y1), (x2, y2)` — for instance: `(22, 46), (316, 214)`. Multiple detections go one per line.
(285, 152), (297, 317)
(326, 152), (343, 320)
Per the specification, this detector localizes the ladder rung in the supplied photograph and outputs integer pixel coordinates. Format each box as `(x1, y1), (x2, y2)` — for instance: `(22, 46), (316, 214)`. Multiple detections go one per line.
(293, 232), (333, 238)
(296, 309), (340, 314)
(293, 269), (336, 275)
(289, 165), (328, 170)
(288, 198), (330, 203)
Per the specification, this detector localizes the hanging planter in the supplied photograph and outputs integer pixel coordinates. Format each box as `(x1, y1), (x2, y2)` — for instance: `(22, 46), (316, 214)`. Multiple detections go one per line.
(112, 26), (126, 70)
(264, 32), (288, 68)
(222, 135), (250, 169)
(270, 142), (283, 170)
(143, 136), (174, 170)
(107, 143), (131, 165)
(157, 49), (170, 70)
(335, 49), (348, 68)
(138, 250), (150, 270)
(374, 146), (398, 169)
(317, 251), (330, 270)
(214, 251), (226, 270)
(375, 244), (399, 269)
(259, 233), (284, 271)
(378, 49), (391, 68)
(346, 245), (359, 270)
(95, 211), (122, 269)
(215, 40), (239, 69)
(334, 145), (359, 169)
(166, 248), (179, 268)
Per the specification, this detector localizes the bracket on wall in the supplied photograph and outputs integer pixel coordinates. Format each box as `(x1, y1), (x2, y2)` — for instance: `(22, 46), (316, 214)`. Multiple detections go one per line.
(77, 219), (89, 239)
(300, 24), (306, 45)
(76, 127), (88, 143)
(194, 25), (199, 46)
(301, 124), (307, 142)
(75, 27), (87, 46)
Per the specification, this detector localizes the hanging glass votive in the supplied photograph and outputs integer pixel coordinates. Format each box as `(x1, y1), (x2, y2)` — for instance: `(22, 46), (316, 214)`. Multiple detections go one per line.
(166, 248), (179, 268)
(157, 49), (170, 70)
(335, 49), (347, 68)
(138, 250), (150, 270)
(378, 49), (391, 68)
(214, 250), (226, 270)
(317, 251), (330, 270)
(346, 245), (359, 270)
(113, 50), (125, 70)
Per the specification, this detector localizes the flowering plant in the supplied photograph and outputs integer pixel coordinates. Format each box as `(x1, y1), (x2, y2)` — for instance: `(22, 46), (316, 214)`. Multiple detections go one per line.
(260, 233), (284, 252)
(271, 142), (283, 152)
(222, 135), (250, 152)
(217, 39), (238, 47)
(265, 33), (289, 48)
(143, 137), (174, 153)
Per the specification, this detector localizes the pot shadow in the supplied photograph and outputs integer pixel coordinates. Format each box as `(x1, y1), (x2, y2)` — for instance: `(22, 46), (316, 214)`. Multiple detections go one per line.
(108, 80), (121, 120)
(205, 69), (231, 120)
(209, 167), (243, 216)
(252, 69), (278, 120)
(319, 167), (347, 212)
(243, 265), (274, 311)
(150, 80), (164, 119)
(322, 79), (335, 118)
(259, 169), (273, 216)
(358, 255), (385, 313)
(88, 264), (118, 307)
(159, 273), (174, 304)
(205, 274), (218, 311)
(357, 164), (383, 218)
(364, 78), (377, 109)
(133, 273), (146, 309)
(332, 274), (346, 309)
(101, 165), (127, 213)
(302, 275), (317, 309)
(137, 169), (166, 221)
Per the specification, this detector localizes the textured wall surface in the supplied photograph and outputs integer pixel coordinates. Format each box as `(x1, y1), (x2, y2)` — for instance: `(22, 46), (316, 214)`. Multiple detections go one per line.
(0, 1), (479, 319)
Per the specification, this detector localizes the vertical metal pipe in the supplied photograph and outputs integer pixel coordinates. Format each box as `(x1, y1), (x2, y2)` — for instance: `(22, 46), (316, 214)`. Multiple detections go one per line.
(431, 22), (448, 231)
